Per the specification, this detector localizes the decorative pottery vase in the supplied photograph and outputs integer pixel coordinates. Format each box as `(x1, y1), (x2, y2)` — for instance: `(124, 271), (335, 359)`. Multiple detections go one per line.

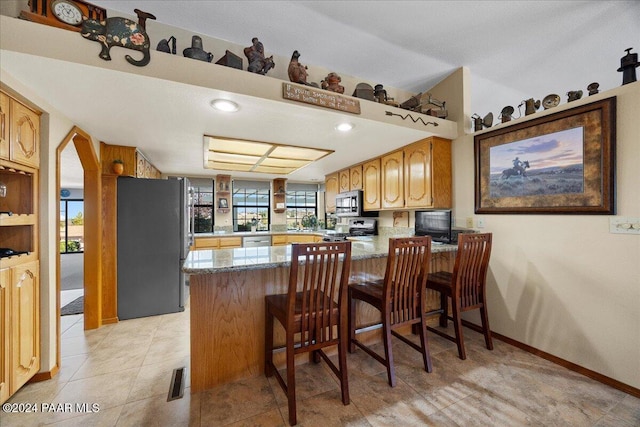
(112, 162), (124, 175)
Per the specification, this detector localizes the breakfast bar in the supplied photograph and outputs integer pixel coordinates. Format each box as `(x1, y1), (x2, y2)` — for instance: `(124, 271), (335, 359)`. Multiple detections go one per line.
(183, 237), (457, 392)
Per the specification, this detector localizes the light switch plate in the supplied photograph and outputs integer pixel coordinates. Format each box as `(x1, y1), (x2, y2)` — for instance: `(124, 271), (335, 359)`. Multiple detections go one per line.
(609, 217), (640, 234)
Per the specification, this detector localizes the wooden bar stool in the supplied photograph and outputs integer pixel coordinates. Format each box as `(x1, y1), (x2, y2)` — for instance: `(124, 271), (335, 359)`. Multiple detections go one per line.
(264, 241), (352, 426)
(426, 233), (493, 360)
(348, 236), (433, 387)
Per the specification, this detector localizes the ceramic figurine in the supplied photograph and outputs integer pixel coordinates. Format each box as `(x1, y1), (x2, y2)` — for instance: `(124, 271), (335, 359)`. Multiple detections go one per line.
(587, 82), (600, 95)
(81, 17), (151, 67)
(321, 72), (344, 93)
(183, 35), (213, 62)
(243, 38), (275, 75)
(288, 50), (310, 85)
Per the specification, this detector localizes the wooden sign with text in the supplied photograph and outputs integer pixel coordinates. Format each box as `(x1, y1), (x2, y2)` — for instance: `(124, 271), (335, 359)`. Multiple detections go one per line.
(282, 83), (361, 114)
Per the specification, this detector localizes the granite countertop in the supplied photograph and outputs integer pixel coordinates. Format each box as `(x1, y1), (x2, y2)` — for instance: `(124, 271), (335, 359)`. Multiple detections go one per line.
(183, 236), (457, 274)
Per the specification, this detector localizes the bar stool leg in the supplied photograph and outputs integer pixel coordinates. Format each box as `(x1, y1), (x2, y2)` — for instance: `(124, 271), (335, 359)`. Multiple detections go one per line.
(382, 320), (396, 387)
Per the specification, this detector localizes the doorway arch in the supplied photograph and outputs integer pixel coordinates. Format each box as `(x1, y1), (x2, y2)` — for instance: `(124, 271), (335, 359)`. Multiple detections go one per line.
(56, 127), (102, 357)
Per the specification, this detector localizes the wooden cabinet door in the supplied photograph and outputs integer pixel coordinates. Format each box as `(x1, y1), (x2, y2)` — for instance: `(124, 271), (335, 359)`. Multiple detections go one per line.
(10, 100), (39, 168)
(0, 268), (10, 404)
(349, 165), (363, 191)
(10, 261), (39, 393)
(0, 92), (9, 161)
(136, 152), (145, 178)
(219, 237), (242, 248)
(362, 158), (381, 210)
(338, 169), (350, 193)
(381, 150), (404, 209)
(194, 237), (220, 249)
(430, 137), (452, 208)
(272, 235), (287, 246)
(288, 235), (315, 244)
(324, 173), (338, 213)
(404, 139), (433, 208)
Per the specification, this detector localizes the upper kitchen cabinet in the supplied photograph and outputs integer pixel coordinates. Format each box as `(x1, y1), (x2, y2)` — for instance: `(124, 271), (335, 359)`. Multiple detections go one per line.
(0, 93), (40, 169)
(350, 165), (363, 191)
(338, 169), (350, 193)
(404, 137), (451, 208)
(366, 136), (452, 211)
(362, 158), (381, 211)
(381, 150), (405, 209)
(0, 92), (9, 160)
(324, 173), (338, 214)
(100, 142), (161, 178)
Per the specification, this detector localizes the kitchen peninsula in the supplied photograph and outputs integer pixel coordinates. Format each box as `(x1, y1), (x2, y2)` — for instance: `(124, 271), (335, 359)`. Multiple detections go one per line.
(183, 236), (457, 392)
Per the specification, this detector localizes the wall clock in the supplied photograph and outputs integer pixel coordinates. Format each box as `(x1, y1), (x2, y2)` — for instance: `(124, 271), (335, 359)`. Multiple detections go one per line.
(51, 0), (84, 26)
(19, 0), (107, 32)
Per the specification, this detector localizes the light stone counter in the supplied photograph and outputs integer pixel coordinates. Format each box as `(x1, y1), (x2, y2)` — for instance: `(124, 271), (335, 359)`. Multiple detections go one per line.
(183, 236), (457, 274)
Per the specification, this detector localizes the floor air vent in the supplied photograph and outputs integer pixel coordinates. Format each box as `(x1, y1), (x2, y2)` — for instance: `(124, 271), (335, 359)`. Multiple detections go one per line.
(167, 367), (185, 401)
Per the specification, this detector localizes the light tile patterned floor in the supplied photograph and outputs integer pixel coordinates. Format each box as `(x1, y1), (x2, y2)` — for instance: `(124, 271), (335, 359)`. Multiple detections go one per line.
(4, 303), (639, 426)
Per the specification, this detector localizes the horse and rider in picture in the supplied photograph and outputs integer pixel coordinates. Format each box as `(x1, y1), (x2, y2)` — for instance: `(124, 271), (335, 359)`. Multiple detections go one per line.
(502, 157), (530, 179)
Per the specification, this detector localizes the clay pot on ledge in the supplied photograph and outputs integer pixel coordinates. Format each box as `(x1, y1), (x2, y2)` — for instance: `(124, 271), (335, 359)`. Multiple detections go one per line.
(112, 160), (124, 175)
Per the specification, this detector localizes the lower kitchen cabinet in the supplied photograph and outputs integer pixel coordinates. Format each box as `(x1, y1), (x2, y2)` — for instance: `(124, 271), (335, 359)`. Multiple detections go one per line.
(193, 236), (242, 250)
(0, 261), (40, 404)
(272, 234), (322, 246)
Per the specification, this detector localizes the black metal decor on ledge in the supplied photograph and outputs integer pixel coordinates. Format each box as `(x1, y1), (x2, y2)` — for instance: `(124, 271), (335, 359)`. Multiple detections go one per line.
(385, 111), (439, 127)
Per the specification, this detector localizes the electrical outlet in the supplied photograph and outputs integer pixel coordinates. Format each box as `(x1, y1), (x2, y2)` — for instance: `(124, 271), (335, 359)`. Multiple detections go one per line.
(466, 217), (474, 228)
(610, 217), (640, 234)
(477, 218), (485, 228)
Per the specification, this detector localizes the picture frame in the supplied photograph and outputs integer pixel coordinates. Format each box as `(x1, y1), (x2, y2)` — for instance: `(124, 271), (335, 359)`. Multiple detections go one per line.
(218, 198), (228, 209)
(474, 97), (616, 214)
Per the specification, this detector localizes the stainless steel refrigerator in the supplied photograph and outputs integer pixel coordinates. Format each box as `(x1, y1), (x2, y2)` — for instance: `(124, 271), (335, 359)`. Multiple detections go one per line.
(117, 177), (188, 320)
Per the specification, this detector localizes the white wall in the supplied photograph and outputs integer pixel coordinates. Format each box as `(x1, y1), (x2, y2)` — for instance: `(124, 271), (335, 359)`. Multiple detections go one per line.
(447, 76), (640, 389)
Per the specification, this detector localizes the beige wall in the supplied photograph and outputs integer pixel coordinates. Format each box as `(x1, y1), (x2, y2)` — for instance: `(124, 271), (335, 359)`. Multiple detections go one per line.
(444, 75), (640, 389)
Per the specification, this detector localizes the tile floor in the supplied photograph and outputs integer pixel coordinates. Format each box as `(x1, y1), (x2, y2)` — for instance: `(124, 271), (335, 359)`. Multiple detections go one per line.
(3, 300), (639, 427)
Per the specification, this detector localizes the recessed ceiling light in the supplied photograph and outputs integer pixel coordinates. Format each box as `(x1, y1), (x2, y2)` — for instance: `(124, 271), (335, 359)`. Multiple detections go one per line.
(335, 123), (354, 132)
(210, 99), (239, 112)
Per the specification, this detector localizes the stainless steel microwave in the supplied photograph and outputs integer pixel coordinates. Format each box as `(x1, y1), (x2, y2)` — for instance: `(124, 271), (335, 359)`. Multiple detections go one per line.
(335, 190), (377, 217)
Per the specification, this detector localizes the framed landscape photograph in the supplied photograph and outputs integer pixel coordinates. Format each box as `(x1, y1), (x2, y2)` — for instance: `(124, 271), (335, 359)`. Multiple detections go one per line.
(475, 97), (616, 214)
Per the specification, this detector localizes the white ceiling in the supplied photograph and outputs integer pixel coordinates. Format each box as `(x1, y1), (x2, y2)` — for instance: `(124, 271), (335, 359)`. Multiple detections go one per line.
(3, 1), (639, 188)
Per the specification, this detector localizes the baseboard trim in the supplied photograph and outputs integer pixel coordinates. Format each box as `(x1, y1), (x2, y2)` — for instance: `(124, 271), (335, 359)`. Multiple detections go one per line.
(29, 365), (59, 383)
(461, 319), (640, 399)
(101, 316), (119, 325)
